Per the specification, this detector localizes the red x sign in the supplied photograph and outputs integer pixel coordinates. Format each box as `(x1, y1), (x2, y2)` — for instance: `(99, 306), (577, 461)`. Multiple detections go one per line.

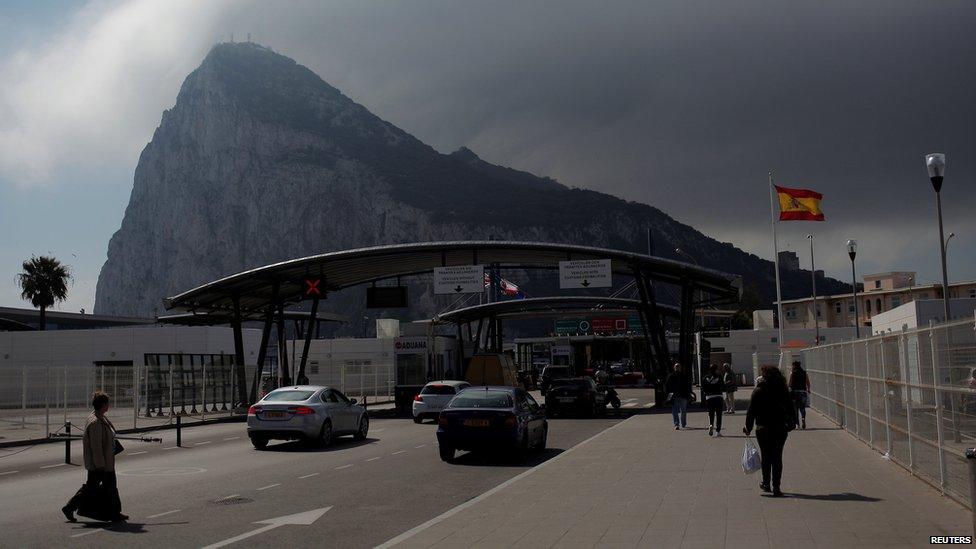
(303, 278), (322, 298)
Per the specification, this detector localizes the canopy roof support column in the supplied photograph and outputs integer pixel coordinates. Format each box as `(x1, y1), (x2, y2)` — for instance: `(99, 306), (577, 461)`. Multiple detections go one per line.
(455, 323), (464, 379)
(249, 282), (279, 404)
(276, 302), (290, 386)
(678, 281), (696, 388)
(231, 295), (248, 409)
(297, 296), (320, 385)
(634, 267), (669, 407)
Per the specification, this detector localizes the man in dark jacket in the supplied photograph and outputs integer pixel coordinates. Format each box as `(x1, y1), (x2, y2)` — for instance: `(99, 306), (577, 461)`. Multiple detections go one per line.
(744, 365), (797, 497)
(665, 363), (692, 430)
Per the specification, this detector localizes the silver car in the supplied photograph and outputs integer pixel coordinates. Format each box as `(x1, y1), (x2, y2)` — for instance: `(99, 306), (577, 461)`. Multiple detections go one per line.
(247, 386), (369, 449)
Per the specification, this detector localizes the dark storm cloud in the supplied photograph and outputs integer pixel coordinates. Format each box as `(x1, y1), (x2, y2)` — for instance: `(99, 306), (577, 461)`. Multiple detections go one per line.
(3, 0), (974, 312)
(234, 0), (975, 281)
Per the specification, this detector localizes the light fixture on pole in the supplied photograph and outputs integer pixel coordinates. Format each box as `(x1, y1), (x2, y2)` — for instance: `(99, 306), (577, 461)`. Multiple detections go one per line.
(847, 239), (859, 338)
(807, 234), (819, 345)
(926, 153), (952, 324)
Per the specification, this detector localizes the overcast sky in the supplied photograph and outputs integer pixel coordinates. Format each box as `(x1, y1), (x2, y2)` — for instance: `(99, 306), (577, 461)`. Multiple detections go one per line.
(1, 0), (974, 313)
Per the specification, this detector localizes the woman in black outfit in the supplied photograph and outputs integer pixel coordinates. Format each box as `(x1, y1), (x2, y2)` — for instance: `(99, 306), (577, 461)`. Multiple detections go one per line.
(701, 363), (725, 437)
(788, 361), (811, 430)
(744, 365), (796, 497)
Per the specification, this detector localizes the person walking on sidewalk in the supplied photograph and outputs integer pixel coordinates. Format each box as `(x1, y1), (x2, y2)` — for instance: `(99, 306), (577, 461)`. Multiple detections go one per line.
(62, 392), (128, 522)
(788, 360), (811, 430)
(665, 363), (691, 430)
(722, 363), (738, 414)
(702, 363), (725, 436)
(743, 365), (796, 497)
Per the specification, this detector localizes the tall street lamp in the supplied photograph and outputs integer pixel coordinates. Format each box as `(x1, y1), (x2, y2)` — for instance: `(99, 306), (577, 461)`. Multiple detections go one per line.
(926, 153), (952, 324)
(807, 234), (819, 345)
(847, 239), (860, 338)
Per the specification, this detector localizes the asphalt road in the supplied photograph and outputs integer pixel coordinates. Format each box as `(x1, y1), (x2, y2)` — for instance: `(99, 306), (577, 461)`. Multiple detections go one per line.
(0, 389), (657, 548)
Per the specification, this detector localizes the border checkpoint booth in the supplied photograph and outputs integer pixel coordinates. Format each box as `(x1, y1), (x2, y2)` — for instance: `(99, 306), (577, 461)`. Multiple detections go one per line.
(162, 241), (742, 409)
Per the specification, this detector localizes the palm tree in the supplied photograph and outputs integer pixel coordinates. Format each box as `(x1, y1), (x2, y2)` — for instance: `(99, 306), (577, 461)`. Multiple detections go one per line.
(17, 255), (72, 330)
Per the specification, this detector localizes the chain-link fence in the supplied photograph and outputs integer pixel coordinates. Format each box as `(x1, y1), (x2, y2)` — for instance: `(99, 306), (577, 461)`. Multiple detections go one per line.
(801, 316), (976, 508)
(0, 362), (257, 445)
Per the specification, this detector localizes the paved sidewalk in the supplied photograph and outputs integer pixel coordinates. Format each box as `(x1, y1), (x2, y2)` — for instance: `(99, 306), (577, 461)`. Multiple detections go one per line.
(388, 408), (971, 548)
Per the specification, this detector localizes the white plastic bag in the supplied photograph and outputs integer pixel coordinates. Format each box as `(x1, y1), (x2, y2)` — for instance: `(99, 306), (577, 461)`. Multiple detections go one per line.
(742, 439), (761, 474)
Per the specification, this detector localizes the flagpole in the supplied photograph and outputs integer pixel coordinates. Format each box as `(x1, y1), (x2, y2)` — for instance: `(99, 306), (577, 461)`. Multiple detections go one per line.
(768, 171), (785, 367)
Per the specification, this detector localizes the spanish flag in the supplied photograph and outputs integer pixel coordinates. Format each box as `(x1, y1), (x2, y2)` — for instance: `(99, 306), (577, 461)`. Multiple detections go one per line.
(775, 185), (825, 221)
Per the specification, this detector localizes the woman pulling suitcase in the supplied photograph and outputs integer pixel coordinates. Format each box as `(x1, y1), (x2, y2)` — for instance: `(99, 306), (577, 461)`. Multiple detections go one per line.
(62, 392), (128, 522)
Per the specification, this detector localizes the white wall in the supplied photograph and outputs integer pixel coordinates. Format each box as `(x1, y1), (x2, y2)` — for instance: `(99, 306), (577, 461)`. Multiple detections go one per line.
(0, 325), (263, 369)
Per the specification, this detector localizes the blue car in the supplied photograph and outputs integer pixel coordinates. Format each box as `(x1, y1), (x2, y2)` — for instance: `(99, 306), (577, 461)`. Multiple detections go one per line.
(436, 386), (548, 463)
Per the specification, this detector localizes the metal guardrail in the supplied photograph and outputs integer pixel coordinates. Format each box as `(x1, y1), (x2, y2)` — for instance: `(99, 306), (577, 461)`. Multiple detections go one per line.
(801, 315), (976, 510)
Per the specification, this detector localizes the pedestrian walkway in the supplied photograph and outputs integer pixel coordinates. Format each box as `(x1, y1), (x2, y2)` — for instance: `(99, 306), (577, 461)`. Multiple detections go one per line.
(387, 408), (971, 548)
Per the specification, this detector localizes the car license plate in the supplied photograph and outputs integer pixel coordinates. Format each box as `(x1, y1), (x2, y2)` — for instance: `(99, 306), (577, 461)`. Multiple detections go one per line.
(264, 411), (286, 419)
(463, 419), (490, 427)
(558, 397), (575, 403)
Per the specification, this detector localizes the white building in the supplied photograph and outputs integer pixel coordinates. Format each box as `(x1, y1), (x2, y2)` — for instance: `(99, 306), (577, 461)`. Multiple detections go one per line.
(871, 298), (976, 335)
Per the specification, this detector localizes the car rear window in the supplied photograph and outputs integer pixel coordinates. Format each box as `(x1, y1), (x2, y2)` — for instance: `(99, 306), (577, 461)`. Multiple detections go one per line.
(448, 390), (513, 408)
(550, 379), (588, 388)
(421, 384), (457, 395)
(263, 390), (315, 402)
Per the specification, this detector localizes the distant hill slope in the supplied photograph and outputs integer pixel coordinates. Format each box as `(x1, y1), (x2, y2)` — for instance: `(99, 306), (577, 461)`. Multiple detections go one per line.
(94, 42), (847, 325)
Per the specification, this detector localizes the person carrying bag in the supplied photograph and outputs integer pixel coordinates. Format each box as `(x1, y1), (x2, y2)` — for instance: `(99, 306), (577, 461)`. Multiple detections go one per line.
(743, 365), (797, 497)
(62, 392), (128, 523)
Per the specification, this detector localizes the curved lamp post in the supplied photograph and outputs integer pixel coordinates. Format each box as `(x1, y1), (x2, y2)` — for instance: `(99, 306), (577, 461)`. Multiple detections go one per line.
(847, 239), (859, 338)
(926, 153), (952, 324)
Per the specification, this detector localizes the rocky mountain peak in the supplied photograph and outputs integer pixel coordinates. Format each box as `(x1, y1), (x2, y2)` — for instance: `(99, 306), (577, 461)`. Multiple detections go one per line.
(94, 44), (848, 324)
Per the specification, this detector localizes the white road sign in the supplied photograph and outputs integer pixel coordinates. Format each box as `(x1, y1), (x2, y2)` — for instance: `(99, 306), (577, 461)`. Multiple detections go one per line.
(558, 259), (612, 289)
(434, 265), (484, 294)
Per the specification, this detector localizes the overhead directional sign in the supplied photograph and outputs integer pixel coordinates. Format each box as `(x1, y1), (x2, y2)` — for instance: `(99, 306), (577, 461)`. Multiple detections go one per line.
(434, 265), (484, 294)
(558, 259), (612, 289)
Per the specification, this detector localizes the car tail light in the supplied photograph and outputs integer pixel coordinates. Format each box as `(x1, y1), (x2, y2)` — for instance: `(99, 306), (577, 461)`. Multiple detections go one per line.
(504, 414), (517, 427)
(247, 405), (261, 415)
(438, 415), (448, 427)
(288, 406), (316, 415)
(414, 394), (424, 402)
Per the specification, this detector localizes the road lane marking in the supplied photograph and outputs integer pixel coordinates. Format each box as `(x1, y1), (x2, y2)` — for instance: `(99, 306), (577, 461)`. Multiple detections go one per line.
(217, 494), (240, 501)
(147, 509), (180, 519)
(0, 470), (18, 476)
(201, 507), (331, 549)
(365, 457), (381, 462)
(391, 450), (406, 455)
(70, 529), (103, 538)
(414, 444), (426, 448)
(195, 441), (212, 446)
(223, 436), (240, 441)
(376, 414), (638, 549)
(298, 473), (319, 479)
(41, 463), (67, 469)
(256, 483), (281, 491)
(162, 446), (180, 450)
(622, 403), (638, 408)
(644, 403), (654, 408)
(129, 451), (148, 456)
(334, 464), (353, 470)
(371, 428), (385, 432)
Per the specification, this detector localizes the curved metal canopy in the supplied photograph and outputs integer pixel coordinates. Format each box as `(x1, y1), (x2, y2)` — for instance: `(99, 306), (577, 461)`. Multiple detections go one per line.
(156, 310), (349, 326)
(432, 296), (679, 326)
(164, 241), (741, 314)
